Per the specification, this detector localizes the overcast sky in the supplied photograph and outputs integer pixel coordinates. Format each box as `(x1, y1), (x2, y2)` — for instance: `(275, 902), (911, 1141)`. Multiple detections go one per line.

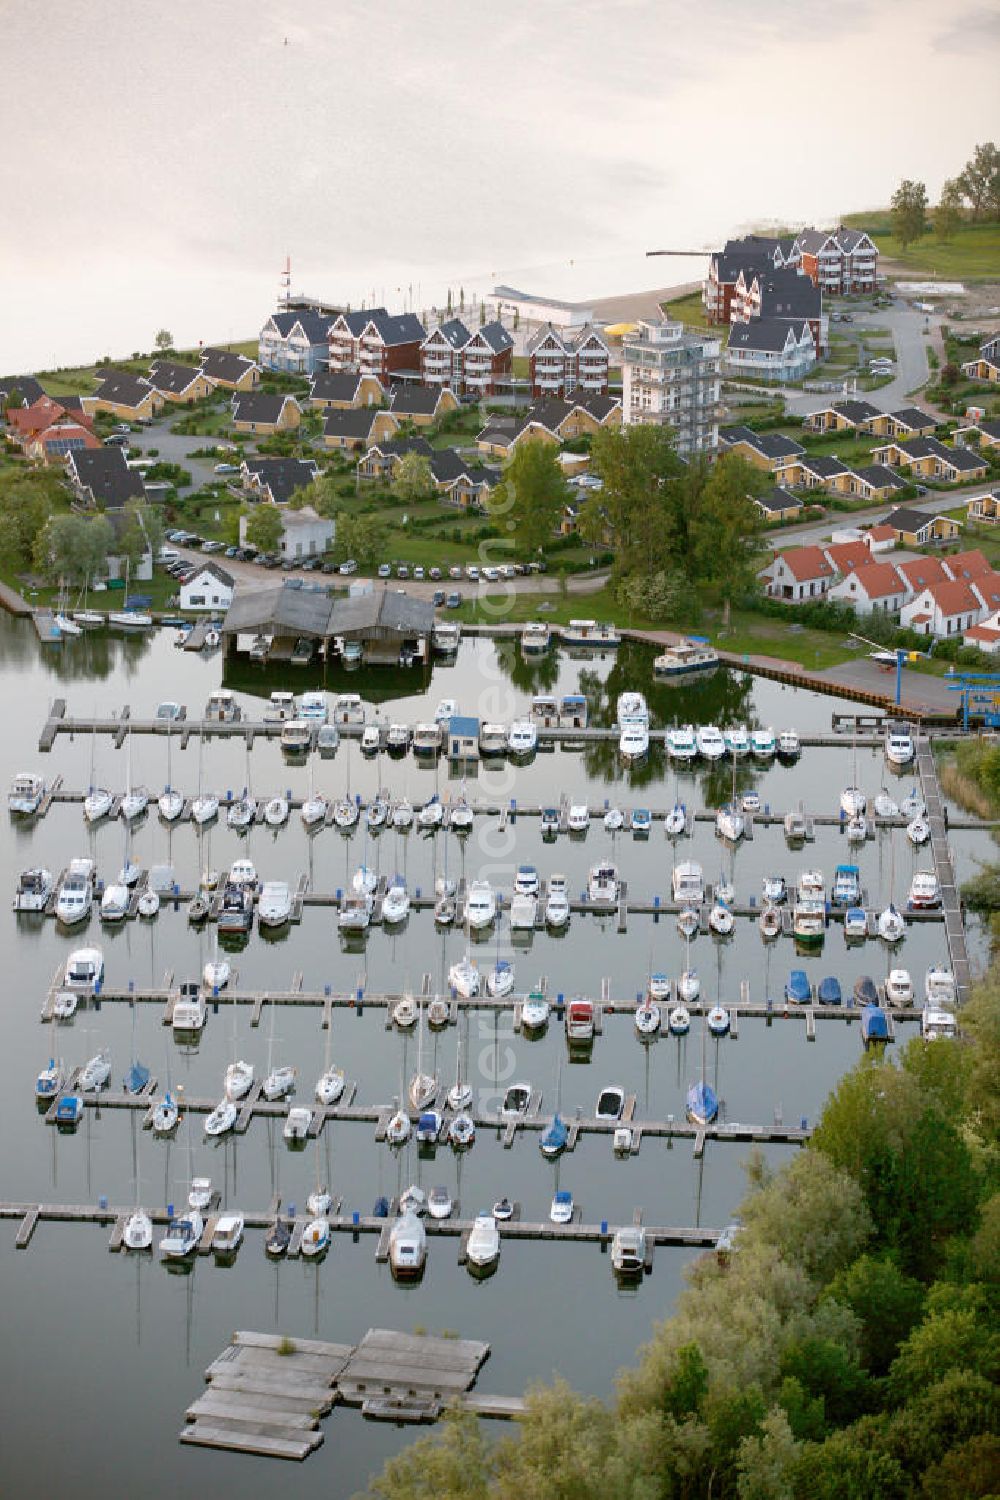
(1, 0), (997, 369)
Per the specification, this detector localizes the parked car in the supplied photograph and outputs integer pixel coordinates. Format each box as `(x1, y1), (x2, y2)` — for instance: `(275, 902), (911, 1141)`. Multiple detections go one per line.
(378, 563), (391, 578)
(432, 590), (446, 606)
(448, 565), (462, 579)
(339, 559), (358, 575)
(396, 564), (409, 578)
(413, 565), (425, 580)
(224, 546), (239, 558)
(213, 462), (239, 474)
(429, 567), (442, 580)
(466, 564), (480, 580)
(447, 592), (462, 608)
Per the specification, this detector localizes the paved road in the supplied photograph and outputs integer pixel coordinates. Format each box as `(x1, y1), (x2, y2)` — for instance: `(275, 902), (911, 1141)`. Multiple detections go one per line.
(760, 482), (993, 552)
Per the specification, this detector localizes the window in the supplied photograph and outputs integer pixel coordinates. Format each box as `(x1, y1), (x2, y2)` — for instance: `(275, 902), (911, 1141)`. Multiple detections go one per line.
(188, 593), (206, 606)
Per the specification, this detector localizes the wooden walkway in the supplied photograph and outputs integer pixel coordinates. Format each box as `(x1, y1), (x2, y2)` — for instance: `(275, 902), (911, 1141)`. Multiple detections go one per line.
(916, 735), (972, 1004)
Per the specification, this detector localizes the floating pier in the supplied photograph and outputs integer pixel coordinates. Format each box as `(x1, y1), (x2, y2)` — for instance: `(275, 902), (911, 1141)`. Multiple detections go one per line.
(916, 735), (972, 1003)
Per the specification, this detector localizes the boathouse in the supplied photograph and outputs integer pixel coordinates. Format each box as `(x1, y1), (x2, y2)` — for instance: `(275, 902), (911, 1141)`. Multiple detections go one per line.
(447, 714), (480, 762)
(220, 581), (434, 665)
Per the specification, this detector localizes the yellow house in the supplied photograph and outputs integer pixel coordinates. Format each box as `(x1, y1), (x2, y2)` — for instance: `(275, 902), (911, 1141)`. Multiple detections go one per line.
(386, 384), (459, 427)
(720, 425), (807, 475)
(81, 371), (164, 422)
(322, 406), (381, 451)
(200, 348), (261, 391)
(967, 490), (1000, 525)
(841, 465), (907, 502)
(883, 506), (960, 546)
(231, 392), (301, 434)
(309, 370), (385, 410)
(962, 356), (1000, 384)
(148, 360), (215, 404)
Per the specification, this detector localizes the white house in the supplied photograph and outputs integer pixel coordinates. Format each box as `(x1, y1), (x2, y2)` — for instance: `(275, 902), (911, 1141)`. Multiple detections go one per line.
(900, 579), (983, 638)
(179, 562), (235, 612)
(759, 545), (836, 602)
(828, 561), (907, 617)
(264, 504), (334, 561)
(725, 318), (816, 383)
(965, 611), (1000, 654)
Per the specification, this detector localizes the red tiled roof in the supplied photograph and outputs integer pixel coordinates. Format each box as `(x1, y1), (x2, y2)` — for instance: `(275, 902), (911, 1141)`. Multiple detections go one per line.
(868, 524), (896, 542)
(971, 574), (1000, 610)
(34, 422), (100, 450)
(927, 579), (980, 616)
(964, 624), (1000, 643)
(825, 541), (871, 574)
(842, 561), (904, 599)
(943, 549), (992, 582)
(775, 545), (835, 582)
(897, 556), (948, 590)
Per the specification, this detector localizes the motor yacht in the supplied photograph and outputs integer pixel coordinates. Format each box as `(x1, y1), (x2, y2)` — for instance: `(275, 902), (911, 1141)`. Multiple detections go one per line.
(448, 955), (480, 998)
(724, 725), (750, 757)
(13, 867), (54, 913)
(696, 725), (726, 760)
(8, 772), (45, 815)
(666, 725), (697, 761)
(653, 638), (718, 677)
(908, 871), (941, 909)
(885, 969), (913, 1006)
(885, 725), (914, 767)
(778, 729), (800, 759)
(465, 880), (496, 930)
(750, 726), (776, 758)
(567, 804), (590, 833)
(588, 862), (619, 905)
(507, 720), (537, 756)
(925, 965), (957, 1007)
(56, 859), (96, 927)
(388, 1212), (427, 1280)
(545, 875), (570, 928)
(465, 1213), (501, 1275)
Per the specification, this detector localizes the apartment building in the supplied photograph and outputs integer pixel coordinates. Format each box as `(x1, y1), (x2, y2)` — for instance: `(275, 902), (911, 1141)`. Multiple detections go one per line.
(621, 319), (721, 456)
(327, 309), (426, 381)
(526, 323), (611, 397)
(792, 227), (878, 294)
(419, 318), (513, 396)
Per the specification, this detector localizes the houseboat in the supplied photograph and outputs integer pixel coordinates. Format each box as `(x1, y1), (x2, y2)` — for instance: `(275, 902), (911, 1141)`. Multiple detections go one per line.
(433, 620), (461, 655)
(522, 621), (551, 654)
(279, 720), (312, 752)
(413, 722), (443, 756)
(9, 773), (45, 815)
(558, 694), (588, 731)
(13, 867), (54, 913)
(653, 638), (718, 678)
(263, 691), (295, 722)
(479, 722), (507, 756)
(672, 861), (704, 906)
(333, 693), (365, 727)
(204, 690), (240, 723)
(531, 695), (559, 728)
(561, 619), (621, 649)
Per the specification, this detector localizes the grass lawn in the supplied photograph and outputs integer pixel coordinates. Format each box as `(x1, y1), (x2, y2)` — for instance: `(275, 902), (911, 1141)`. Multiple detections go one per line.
(26, 341), (258, 398)
(10, 567), (197, 616)
(841, 213), (1000, 280)
(658, 289), (713, 331)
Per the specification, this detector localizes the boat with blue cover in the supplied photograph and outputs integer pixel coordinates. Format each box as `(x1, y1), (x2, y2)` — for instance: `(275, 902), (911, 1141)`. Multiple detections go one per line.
(785, 970), (811, 1005)
(832, 864), (861, 906)
(817, 976), (842, 1006)
(55, 1093), (83, 1126)
(539, 1113), (569, 1158)
(861, 1004), (889, 1046)
(686, 1079), (718, 1126)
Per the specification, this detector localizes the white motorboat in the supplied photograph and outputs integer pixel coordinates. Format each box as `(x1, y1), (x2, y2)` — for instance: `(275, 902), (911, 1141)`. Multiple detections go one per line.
(204, 1099), (237, 1136)
(545, 874), (570, 929)
(386, 723), (411, 753)
(53, 990), (78, 1020)
(79, 1049), (111, 1092)
(784, 810), (807, 842)
(262, 1064), (296, 1101)
(877, 904), (905, 943)
(921, 1003), (957, 1041)
(412, 723), (442, 756)
(635, 1001), (661, 1037)
(188, 1178), (213, 1211)
(716, 805), (745, 843)
(315, 1066), (345, 1106)
(224, 1059), (254, 1101)
(258, 880), (292, 928)
(300, 1218), (331, 1258)
(561, 618), (620, 648)
(212, 1214), (244, 1257)
(172, 987), (207, 1033)
(486, 959), (515, 998)
(283, 1107), (311, 1141)
(793, 899), (825, 944)
(665, 803), (686, 838)
(228, 858), (258, 890)
(501, 1081), (532, 1118)
(648, 973), (671, 1001)
(264, 795), (289, 827)
(160, 1211), (203, 1260)
(874, 791), (900, 820)
(317, 724), (339, 755)
(846, 814), (868, 845)
(908, 871), (940, 909)
(696, 725), (726, 760)
(741, 791), (761, 815)
(64, 945), (103, 988)
(388, 1212), (427, 1280)
(507, 720), (537, 756)
(333, 693), (365, 727)
(465, 880), (496, 930)
(750, 726), (776, 758)
(763, 875), (787, 905)
(434, 697), (457, 724)
(653, 638), (718, 676)
(885, 969), (913, 1006)
(709, 901), (734, 936)
(36, 1056), (64, 1101)
(361, 724), (381, 755)
(588, 861), (618, 904)
(465, 1213), (500, 1274)
(672, 861), (704, 906)
(205, 960), (232, 996)
(279, 720), (311, 753)
(428, 1186), (453, 1220)
(907, 816), (930, 846)
(666, 725), (697, 761)
(840, 786), (866, 818)
(520, 991), (550, 1030)
(567, 804), (590, 833)
(667, 1003), (690, 1036)
(449, 798), (474, 832)
(9, 772), (45, 814)
(798, 869), (825, 902)
(158, 789), (184, 822)
(122, 1208), (153, 1252)
(604, 806), (624, 833)
(83, 787), (113, 823)
(707, 1005), (730, 1037)
(522, 621), (551, 654)
(449, 955), (480, 998)
(509, 892), (537, 929)
(227, 794), (256, 830)
(301, 794), (329, 828)
(595, 1084), (625, 1121)
(611, 1227), (647, 1279)
(619, 719), (649, 759)
(925, 964), (957, 1006)
(778, 729), (800, 759)
(386, 876), (413, 924)
(307, 1188), (332, 1217)
(885, 726), (914, 767)
(298, 691), (327, 722)
(13, 867), (54, 913)
(391, 798), (413, 830)
(100, 883), (130, 923)
(724, 725), (750, 758)
(478, 722), (507, 756)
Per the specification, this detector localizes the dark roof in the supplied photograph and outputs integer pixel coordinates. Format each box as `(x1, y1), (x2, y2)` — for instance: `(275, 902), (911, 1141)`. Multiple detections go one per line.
(801, 453), (850, 478)
(474, 319), (514, 354)
(754, 272), (822, 320)
(388, 385), (446, 417)
(832, 399), (880, 424)
(200, 347), (258, 383)
(224, 581), (334, 637)
(56, 393), (84, 412)
(890, 436), (950, 461)
(362, 437), (433, 462)
(148, 360), (204, 395)
(309, 370), (381, 403)
(727, 318), (809, 353)
(429, 448), (470, 484)
(330, 307), (387, 337)
(755, 487), (803, 513)
(232, 392), (298, 426)
(477, 420), (518, 447)
(67, 446), (146, 509)
(323, 406), (379, 440)
(851, 464), (905, 489)
(0, 375), (46, 406)
(978, 419), (1000, 441)
(329, 588), (435, 635)
(426, 319), (471, 351)
(91, 370), (157, 408)
(891, 406), (934, 429)
(885, 506), (939, 532)
(183, 560), (235, 589)
(363, 311), (427, 347)
(241, 456), (318, 504)
(264, 309), (332, 343)
(944, 445), (988, 472)
(720, 425), (806, 459)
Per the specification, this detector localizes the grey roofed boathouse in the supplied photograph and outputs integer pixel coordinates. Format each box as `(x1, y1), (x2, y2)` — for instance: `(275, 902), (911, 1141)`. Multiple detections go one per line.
(221, 581), (435, 663)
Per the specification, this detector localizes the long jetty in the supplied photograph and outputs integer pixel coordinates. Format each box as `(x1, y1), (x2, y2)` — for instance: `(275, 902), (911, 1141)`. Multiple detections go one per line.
(916, 735), (972, 1003)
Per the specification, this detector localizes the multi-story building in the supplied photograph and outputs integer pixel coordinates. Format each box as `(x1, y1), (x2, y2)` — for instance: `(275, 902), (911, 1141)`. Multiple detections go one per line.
(725, 317), (817, 384)
(327, 309), (425, 381)
(419, 318), (513, 396)
(621, 319), (721, 455)
(730, 267), (828, 355)
(792, 227), (878, 294)
(702, 235), (797, 323)
(258, 310), (333, 374)
(526, 323), (610, 397)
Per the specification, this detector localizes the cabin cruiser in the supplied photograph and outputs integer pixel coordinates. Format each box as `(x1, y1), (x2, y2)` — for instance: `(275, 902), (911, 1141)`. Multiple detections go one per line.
(531, 695), (559, 727)
(750, 726), (776, 759)
(280, 720), (311, 753)
(339, 891), (374, 931)
(595, 1085), (625, 1121)
(619, 718), (649, 759)
(784, 810), (807, 843)
(831, 864), (861, 907)
(433, 620), (461, 655)
(792, 896), (825, 946)
(885, 725), (914, 767)
(56, 861), (96, 927)
(724, 724), (750, 758)
(885, 969), (913, 1007)
(507, 720), (537, 756)
(212, 1214), (244, 1258)
(653, 638), (718, 677)
(449, 954), (480, 998)
(666, 725), (697, 761)
(121, 1208), (153, 1252)
(54, 1092), (84, 1126)
(840, 786), (866, 818)
(545, 874), (570, 929)
(846, 813), (867, 844)
(521, 991), (550, 1031)
(283, 1107), (311, 1142)
(172, 984), (207, 1034)
(333, 693), (365, 727)
(509, 891), (537, 929)
(716, 804), (745, 843)
(361, 724), (381, 755)
(696, 725), (726, 761)
(550, 1190), (574, 1225)
(83, 786), (113, 823)
(522, 621), (551, 654)
(64, 945), (104, 990)
(388, 1212), (427, 1280)
(844, 907), (867, 939)
(611, 1227), (646, 1279)
(672, 861), (704, 906)
(264, 691), (295, 722)
(925, 965), (957, 1007)
(258, 880), (292, 928)
(412, 722), (442, 756)
(560, 619), (620, 648)
(317, 724), (339, 755)
(778, 729), (801, 759)
(565, 998), (595, 1044)
(387, 723), (412, 753)
(13, 867), (54, 913)
(205, 690), (239, 723)
(616, 691), (648, 726)
(434, 698), (458, 725)
(160, 1210), (203, 1260)
(9, 772), (45, 815)
(631, 807), (652, 836)
(479, 722), (507, 756)
(466, 1213), (501, 1275)
(762, 874), (787, 906)
(466, 880), (496, 930)
(922, 1003), (957, 1040)
(217, 880), (253, 934)
(298, 691), (327, 722)
(588, 862), (619, 905)
(381, 878), (410, 925)
(100, 881), (130, 923)
(760, 905), (781, 940)
(567, 803), (590, 833)
(908, 871), (941, 909)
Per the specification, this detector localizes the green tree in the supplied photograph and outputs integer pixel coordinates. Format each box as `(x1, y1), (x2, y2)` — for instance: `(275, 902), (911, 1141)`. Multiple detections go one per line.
(392, 451), (435, 504)
(336, 511), (390, 566)
(0, 469), (59, 570)
(736, 1407), (799, 1500)
(364, 1410), (492, 1500)
(288, 472), (344, 520)
(588, 422), (686, 578)
(934, 177), (965, 241)
(691, 452), (766, 624)
(920, 1433), (1000, 1500)
(887, 1284), (1000, 1402)
(825, 1256), (925, 1377)
(488, 440), (566, 555)
(957, 141), (1000, 221)
(889, 179), (929, 249)
(35, 514), (113, 587)
(245, 504), (284, 555)
(154, 328), (174, 353)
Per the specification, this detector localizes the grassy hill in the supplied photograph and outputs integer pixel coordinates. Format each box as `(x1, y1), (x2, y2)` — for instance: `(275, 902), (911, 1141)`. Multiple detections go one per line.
(842, 211), (1000, 280)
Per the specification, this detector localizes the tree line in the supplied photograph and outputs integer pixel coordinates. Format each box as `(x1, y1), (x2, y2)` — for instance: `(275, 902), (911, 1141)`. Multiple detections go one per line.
(0, 465), (163, 587)
(890, 141), (1000, 248)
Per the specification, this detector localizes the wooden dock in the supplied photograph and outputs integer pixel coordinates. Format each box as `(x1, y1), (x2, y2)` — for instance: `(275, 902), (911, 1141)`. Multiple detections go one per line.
(916, 735), (972, 1004)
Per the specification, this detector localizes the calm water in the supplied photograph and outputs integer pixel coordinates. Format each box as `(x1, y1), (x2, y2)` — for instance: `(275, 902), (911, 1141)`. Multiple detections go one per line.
(0, 619), (990, 1497)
